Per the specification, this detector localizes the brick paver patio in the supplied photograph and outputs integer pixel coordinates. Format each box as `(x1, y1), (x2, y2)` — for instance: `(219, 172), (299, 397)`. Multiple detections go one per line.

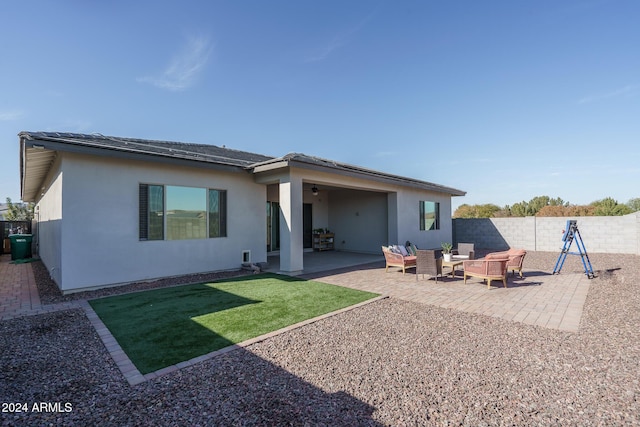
(302, 262), (591, 332)
(0, 253), (591, 385)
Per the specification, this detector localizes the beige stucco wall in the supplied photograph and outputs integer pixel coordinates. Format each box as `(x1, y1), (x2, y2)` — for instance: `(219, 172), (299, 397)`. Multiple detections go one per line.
(35, 150), (458, 290)
(40, 152), (267, 292)
(329, 189), (388, 253)
(35, 155), (63, 287)
(395, 186), (454, 251)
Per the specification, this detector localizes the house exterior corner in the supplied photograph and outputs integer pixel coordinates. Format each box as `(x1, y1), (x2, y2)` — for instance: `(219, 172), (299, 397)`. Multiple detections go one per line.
(36, 152), (266, 293)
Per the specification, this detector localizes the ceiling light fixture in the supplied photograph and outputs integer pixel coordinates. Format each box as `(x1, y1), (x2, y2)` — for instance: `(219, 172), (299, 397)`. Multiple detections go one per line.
(311, 185), (318, 196)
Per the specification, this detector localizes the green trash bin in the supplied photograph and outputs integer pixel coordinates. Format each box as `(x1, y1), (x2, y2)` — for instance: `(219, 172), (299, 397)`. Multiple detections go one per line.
(9, 234), (33, 261)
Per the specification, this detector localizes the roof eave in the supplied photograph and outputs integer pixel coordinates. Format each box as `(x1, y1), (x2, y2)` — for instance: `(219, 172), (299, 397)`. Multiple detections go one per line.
(285, 157), (466, 196)
(19, 133), (252, 202)
(249, 155), (465, 196)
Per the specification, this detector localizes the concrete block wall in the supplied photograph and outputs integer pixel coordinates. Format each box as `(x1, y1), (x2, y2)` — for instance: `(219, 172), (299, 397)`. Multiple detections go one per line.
(454, 212), (640, 254)
(453, 217), (535, 251)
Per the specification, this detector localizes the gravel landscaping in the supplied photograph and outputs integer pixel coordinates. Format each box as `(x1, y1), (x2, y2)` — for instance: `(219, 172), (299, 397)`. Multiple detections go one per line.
(1, 251), (639, 425)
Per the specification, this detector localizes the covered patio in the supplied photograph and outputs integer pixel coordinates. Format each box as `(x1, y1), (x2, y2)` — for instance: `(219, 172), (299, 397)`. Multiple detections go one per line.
(266, 250), (384, 275)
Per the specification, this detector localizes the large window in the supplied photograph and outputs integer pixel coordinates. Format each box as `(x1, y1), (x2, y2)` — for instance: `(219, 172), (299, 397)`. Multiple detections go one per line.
(139, 184), (227, 240)
(419, 201), (440, 231)
(166, 186), (207, 240)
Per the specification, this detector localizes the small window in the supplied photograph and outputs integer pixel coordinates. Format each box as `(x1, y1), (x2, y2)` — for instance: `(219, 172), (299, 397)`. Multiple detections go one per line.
(208, 189), (227, 238)
(139, 184), (164, 240)
(419, 201), (440, 231)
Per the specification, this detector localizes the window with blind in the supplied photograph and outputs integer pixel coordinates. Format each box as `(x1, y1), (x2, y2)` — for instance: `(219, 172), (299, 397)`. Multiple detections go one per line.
(139, 184), (164, 240)
(139, 184), (227, 240)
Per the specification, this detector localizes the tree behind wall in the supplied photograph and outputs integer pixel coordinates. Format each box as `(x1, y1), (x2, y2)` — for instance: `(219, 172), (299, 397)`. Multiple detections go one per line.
(454, 195), (640, 218)
(625, 198), (640, 212)
(4, 198), (34, 221)
(510, 196), (567, 217)
(590, 197), (633, 216)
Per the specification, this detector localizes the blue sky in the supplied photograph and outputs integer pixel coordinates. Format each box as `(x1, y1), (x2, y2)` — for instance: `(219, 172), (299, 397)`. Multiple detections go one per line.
(2, 1), (639, 211)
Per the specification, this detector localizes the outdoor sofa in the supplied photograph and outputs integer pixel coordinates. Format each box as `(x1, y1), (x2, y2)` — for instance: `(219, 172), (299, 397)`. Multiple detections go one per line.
(486, 248), (527, 278)
(463, 256), (510, 289)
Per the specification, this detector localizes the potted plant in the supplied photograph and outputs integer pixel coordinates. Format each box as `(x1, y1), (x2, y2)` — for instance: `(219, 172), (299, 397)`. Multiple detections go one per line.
(441, 242), (453, 262)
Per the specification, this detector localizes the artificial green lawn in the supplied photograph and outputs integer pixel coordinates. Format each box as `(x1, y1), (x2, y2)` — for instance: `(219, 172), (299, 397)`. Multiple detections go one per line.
(89, 273), (378, 374)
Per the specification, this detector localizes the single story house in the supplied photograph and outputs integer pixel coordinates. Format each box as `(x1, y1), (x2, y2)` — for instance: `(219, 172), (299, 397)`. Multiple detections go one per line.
(19, 131), (465, 293)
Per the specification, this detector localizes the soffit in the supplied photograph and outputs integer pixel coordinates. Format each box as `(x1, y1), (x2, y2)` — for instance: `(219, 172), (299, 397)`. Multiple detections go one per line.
(21, 146), (57, 202)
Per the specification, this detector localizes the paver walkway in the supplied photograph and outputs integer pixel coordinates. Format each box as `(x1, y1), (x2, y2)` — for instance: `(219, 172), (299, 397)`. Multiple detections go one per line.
(0, 255), (80, 320)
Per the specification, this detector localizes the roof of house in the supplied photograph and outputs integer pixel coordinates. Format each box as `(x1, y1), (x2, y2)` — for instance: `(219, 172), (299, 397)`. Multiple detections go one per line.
(251, 153), (466, 195)
(19, 131), (465, 201)
(20, 131), (274, 167)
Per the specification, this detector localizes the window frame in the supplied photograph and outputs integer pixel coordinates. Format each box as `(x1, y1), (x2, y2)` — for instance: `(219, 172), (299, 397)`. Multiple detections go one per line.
(419, 200), (440, 231)
(139, 184), (165, 241)
(208, 188), (227, 238)
(165, 186), (207, 240)
(139, 184), (227, 241)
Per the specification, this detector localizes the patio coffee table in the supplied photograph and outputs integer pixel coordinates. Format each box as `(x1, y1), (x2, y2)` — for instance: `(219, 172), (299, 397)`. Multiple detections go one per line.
(441, 259), (464, 278)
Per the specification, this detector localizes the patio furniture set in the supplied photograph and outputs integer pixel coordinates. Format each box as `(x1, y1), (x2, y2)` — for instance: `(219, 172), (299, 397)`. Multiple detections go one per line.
(381, 243), (526, 289)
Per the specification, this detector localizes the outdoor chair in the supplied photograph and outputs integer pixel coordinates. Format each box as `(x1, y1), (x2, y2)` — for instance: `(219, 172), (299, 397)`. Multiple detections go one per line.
(382, 245), (416, 274)
(452, 243), (475, 260)
(463, 257), (509, 289)
(486, 248), (527, 278)
(416, 249), (443, 282)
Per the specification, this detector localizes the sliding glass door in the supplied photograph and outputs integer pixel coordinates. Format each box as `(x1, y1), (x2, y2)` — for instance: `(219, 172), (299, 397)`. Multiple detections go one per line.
(267, 201), (280, 252)
(266, 201), (313, 251)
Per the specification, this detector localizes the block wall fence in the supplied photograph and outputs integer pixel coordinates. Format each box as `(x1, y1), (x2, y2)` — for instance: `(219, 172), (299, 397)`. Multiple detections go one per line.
(453, 212), (640, 255)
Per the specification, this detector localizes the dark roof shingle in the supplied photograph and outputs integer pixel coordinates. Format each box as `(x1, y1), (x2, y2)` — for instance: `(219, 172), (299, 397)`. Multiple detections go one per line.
(20, 131), (465, 198)
(19, 131), (275, 168)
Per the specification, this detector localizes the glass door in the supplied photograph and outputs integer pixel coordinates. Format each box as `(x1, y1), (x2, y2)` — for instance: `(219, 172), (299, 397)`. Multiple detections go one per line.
(266, 201), (280, 252)
(303, 203), (313, 249)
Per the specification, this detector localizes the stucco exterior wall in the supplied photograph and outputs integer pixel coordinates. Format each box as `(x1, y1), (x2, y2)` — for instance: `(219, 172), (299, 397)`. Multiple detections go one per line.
(329, 189), (387, 253)
(35, 156), (63, 287)
(395, 188), (454, 250)
(454, 213), (640, 254)
(34, 149), (460, 290)
(48, 152), (267, 292)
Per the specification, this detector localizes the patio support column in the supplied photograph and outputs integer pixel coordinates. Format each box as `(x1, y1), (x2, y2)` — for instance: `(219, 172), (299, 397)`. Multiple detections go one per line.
(279, 176), (304, 273)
